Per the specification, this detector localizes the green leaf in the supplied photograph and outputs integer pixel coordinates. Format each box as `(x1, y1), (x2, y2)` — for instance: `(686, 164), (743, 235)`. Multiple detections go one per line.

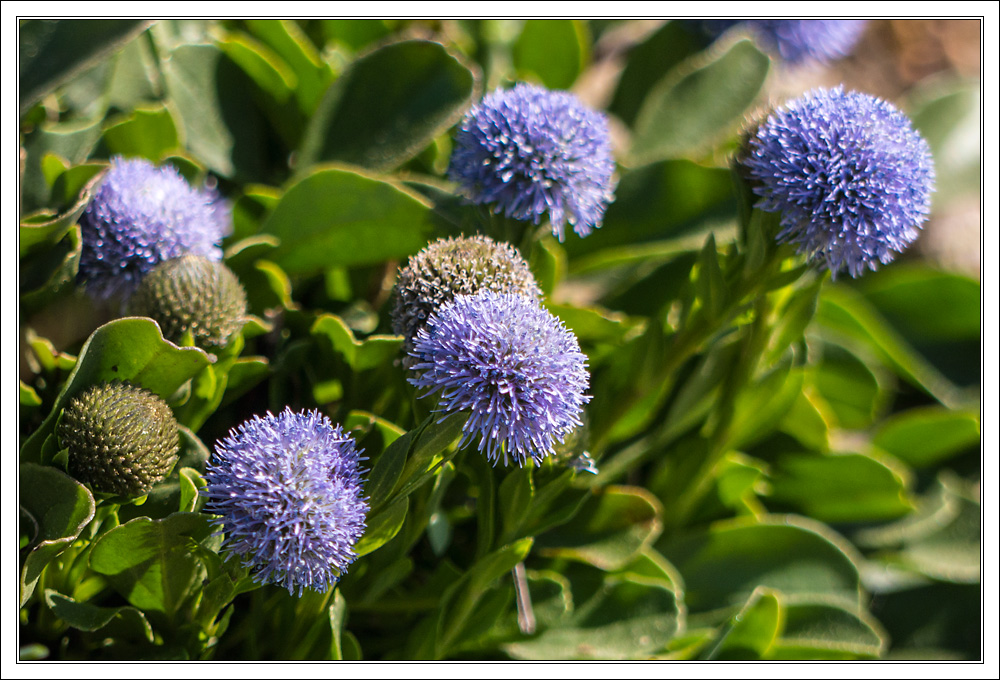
(243, 19), (331, 114)
(860, 474), (980, 584)
(767, 601), (886, 660)
(768, 451), (914, 523)
(512, 20), (589, 90)
(218, 31), (297, 104)
(860, 266), (980, 344)
(44, 590), (154, 642)
(564, 159), (737, 267)
(816, 285), (966, 408)
(328, 589), (348, 660)
(630, 39), (769, 165)
(545, 303), (643, 349)
(178, 468), (205, 514)
(858, 266), (980, 387)
(609, 20), (707, 127)
(20, 318), (213, 464)
(498, 466), (534, 544)
(438, 538), (534, 657)
(695, 233), (727, 320)
(20, 381), (43, 407)
(220, 356), (271, 408)
(19, 19), (154, 114)
(19, 464), (96, 606)
(536, 486), (662, 571)
(528, 234), (567, 296)
(908, 80), (981, 202)
(365, 421), (419, 510)
(311, 314), (403, 372)
(21, 117), (104, 213)
(868, 581), (979, 660)
(158, 42), (269, 179)
(319, 19), (393, 52)
(504, 570), (680, 660)
(659, 515), (862, 615)
(89, 512), (214, 615)
(354, 497), (408, 558)
(388, 413), (469, 503)
(704, 587), (782, 660)
(809, 342), (883, 430)
(299, 40), (475, 171)
(873, 407), (979, 469)
(263, 166), (437, 274)
(101, 104), (180, 161)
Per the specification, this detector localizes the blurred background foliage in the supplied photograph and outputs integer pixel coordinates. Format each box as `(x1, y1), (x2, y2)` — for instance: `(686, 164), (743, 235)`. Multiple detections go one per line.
(18, 18), (981, 661)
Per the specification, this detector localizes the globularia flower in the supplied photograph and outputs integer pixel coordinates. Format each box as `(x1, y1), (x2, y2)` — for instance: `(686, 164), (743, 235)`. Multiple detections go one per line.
(203, 408), (369, 596)
(78, 156), (230, 302)
(744, 87), (935, 278)
(128, 255), (247, 350)
(57, 381), (180, 497)
(391, 235), (542, 355)
(448, 83), (616, 241)
(409, 291), (590, 467)
(698, 19), (867, 65)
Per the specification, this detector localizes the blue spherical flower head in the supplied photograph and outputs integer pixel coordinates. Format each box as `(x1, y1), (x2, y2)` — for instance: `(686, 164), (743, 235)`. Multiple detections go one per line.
(203, 408), (369, 596)
(448, 83), (616, 241)
(744, 87), (935, 278)
(78, 156), (230, 302)
(699, 19), (867, 65)
(409, 291), (590, 467)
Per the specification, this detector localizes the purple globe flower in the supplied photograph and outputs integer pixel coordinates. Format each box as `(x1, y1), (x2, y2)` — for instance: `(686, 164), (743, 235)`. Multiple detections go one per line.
(448, 83), (616, 241)
(699, 19), (867, 65)
(744, 87), (935, 278)
(78, 156), (230, 302)
(202, 408), (369, 596)
(409, 291), (590, 467)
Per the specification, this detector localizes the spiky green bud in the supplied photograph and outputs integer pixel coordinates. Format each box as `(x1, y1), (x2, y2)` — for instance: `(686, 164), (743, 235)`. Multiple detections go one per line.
(128, 255), (247, 349)
(57, 382), (180, 497)
(391, 235), (542, 355)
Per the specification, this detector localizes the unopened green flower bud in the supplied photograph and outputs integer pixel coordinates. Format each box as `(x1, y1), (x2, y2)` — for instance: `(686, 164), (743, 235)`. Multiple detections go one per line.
(128, 255), (247, 349)
(57, 382), (180, 496)
(391, 235), (542, 356)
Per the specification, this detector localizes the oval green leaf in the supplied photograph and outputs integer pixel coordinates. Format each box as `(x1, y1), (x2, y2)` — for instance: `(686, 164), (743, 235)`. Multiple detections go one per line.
(298, 40), (475, 171)
(262, 166), (437, 274)
(631, 39), (769, 165)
